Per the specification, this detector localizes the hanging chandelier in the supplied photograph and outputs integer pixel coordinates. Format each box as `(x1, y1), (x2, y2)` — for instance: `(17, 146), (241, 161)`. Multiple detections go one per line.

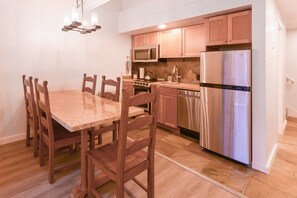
(62, 0), (101, 34)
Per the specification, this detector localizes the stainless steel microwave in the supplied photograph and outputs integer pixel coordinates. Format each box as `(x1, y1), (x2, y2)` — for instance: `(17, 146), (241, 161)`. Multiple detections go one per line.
(132, 45), (159, 62)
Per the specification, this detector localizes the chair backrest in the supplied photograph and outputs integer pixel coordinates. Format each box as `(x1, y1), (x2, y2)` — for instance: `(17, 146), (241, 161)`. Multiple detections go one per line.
(34, 79), (55, 144)
(117, 87), (158, 177)
(22, 75), (38, 130)
(82, 73), (97, 95)
(100, 75), (121, 102)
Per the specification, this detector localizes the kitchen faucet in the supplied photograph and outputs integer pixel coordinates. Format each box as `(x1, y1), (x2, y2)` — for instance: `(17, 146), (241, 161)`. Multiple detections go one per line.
(172, 65), (181, 82)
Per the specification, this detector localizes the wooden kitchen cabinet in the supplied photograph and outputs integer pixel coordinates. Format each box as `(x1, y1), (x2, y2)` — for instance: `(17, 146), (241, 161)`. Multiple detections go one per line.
(206, 10), (251, 46)
(132, 32), (159, 48)
(160, 24), (205, 58)
(205, 15), (228, 46)
(122, 80), (134, 96)
(159, 28), (182, 58)
(183, 24), (206, 57)
(157, 86), (178, 129)
(228, 10), (251, 44)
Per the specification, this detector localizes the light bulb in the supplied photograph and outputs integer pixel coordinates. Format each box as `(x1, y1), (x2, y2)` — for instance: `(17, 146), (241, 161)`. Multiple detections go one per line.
(72, 8), (79, 21)
(91, 16), (98, 26)
(64, 17), (71, 25)
(83, 21), (88, 28)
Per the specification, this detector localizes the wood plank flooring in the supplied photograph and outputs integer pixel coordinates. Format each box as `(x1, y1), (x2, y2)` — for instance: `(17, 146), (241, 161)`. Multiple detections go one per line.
(129, 119), (297, 198)
(1, 118), (297, 197)
(0, 135), (240, 197)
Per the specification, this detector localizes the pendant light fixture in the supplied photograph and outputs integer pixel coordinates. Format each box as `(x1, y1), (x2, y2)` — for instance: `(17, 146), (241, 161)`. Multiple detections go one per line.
(62, 0), (101, 34)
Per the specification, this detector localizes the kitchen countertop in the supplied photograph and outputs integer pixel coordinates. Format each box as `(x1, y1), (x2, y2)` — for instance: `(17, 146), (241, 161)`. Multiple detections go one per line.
(122, 79), (200, 91)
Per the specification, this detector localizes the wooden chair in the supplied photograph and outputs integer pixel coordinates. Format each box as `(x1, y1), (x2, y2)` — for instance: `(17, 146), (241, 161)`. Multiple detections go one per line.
(34, 78), (81, 184)
(82, 73), (97, 95)
(90, 76), (121, 148)
(22, 75), (39, 157)
(87, 87), (158, 198)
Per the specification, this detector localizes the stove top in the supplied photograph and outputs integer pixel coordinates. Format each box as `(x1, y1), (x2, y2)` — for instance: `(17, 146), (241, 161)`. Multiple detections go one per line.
(133, 79), (157, 87)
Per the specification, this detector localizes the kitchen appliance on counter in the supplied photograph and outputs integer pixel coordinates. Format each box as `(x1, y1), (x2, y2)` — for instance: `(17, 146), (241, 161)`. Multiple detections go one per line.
(178, 89), (200, 134)
(139, 68), (145, 79)
(200, 50), (251, 165)
(132, 45), (159, 62)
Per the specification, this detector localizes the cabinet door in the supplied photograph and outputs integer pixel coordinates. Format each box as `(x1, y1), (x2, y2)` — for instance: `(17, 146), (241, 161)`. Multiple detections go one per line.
(160, 28), (182, 58)
(183, 24), (206, 57)
(146, 32), (159, 46)
(132, 34), (147, 48)
(206, 15), (228, 46)
(163, 95), (177, 128)
(122, 81), (134, 96)
(228, 10), (251, 44)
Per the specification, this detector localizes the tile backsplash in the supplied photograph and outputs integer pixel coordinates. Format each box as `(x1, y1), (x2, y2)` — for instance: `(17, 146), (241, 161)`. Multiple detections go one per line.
(132, 58), (200, 84)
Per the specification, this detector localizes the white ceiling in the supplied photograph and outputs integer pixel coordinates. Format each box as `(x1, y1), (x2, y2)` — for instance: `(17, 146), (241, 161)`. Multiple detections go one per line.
(275, 0), (297, 30)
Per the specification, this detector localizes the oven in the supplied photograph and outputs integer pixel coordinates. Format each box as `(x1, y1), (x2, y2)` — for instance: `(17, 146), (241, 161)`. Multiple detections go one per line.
(133, 83), (151, 113)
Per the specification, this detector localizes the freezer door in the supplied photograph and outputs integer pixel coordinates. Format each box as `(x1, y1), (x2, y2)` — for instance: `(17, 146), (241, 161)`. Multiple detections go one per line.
(200, 87), (251, 164)
(200, 50), (251, 87)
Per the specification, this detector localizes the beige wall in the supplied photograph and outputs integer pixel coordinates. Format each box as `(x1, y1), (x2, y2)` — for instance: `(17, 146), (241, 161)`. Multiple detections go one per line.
(0, 0), (131, 144)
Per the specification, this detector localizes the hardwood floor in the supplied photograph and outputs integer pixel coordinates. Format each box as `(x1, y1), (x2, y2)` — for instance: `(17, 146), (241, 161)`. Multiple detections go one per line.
(1, 119), (297, 197)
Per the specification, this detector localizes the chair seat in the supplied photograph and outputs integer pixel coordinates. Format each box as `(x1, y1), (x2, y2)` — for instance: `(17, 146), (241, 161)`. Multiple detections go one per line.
(42, 126), (80, 144)
(87, 142), (147, 174)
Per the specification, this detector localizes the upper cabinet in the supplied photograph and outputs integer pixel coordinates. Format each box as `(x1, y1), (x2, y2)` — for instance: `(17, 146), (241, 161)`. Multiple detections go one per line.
(183, 24), (206, 57)
(132, 32), (159, 48)
(159, 28), (182, 58)
(159, 24), (205, 58)
(206, 10), (251, 46)
(228, 10), (252, 44)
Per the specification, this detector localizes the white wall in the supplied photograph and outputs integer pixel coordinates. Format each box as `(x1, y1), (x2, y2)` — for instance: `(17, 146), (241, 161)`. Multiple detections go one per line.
(118, 0), (286, 173)
(286, 29), (297, 117)
(264, 0), (286, 171)
(0, 0), (131, 144)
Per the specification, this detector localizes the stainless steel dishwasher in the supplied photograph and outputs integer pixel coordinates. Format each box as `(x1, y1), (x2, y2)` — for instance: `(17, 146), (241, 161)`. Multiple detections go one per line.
(178, 89), (200, 133)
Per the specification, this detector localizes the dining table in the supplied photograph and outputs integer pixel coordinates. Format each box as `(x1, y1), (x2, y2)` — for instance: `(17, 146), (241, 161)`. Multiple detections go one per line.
(49, 90), (144, 198)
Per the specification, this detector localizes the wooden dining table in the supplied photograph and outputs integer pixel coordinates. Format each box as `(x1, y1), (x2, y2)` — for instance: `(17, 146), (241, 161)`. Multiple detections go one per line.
(49, 90), (144, 198)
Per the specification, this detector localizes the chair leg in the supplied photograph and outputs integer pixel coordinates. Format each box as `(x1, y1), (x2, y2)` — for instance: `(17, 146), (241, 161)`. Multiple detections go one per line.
(88, 157), (95, 198)
(33, 129), (38, 158)
(116, 177), (125, 198)
(147, 163), (154, 198)
(98, 134), (102, 145)
(74, 143), (79, 152)
(112, 121), (118, 142)
(39, 135), (45, 166)
(90, 133), (95, 150)
(26, 123), (30, 147)
(48, 146), (55, 184)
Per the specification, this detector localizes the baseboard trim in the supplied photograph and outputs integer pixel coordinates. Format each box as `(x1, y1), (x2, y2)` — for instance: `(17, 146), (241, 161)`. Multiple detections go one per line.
(266, 143), (278, 172)
(0, 133), (26, 145)
(281, 119), (287, 135)
(252, 143), (278, 174)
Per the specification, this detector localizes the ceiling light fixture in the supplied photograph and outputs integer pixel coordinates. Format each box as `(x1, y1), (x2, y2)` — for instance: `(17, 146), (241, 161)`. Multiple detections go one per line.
(158, 24), (167, 29)
(62, 0), (101, 34)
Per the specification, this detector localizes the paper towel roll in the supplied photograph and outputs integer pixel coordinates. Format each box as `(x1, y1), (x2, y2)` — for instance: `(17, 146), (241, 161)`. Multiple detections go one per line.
(139, 68), (145, 79)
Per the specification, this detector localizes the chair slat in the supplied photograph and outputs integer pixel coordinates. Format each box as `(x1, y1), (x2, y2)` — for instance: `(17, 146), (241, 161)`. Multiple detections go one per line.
(129, 92), (156, 107)
(127, 115), (153, 132)
(125, 138), (151, 156)
(82, 73), (97, 95)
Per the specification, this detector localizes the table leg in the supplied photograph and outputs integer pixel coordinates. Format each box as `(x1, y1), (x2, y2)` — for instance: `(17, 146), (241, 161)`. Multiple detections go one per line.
(70, 129), (88, 198)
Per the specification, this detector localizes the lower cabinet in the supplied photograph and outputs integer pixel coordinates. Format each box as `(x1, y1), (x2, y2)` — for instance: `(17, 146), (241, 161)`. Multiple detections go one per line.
(157, 86), (178, 129)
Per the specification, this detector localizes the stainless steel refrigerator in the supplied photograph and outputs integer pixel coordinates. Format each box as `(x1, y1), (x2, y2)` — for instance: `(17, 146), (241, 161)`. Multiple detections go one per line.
(200, 50), (251, 165)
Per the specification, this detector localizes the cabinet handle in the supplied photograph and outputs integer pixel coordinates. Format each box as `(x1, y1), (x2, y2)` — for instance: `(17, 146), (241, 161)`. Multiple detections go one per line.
(224, 40), (227, 43)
